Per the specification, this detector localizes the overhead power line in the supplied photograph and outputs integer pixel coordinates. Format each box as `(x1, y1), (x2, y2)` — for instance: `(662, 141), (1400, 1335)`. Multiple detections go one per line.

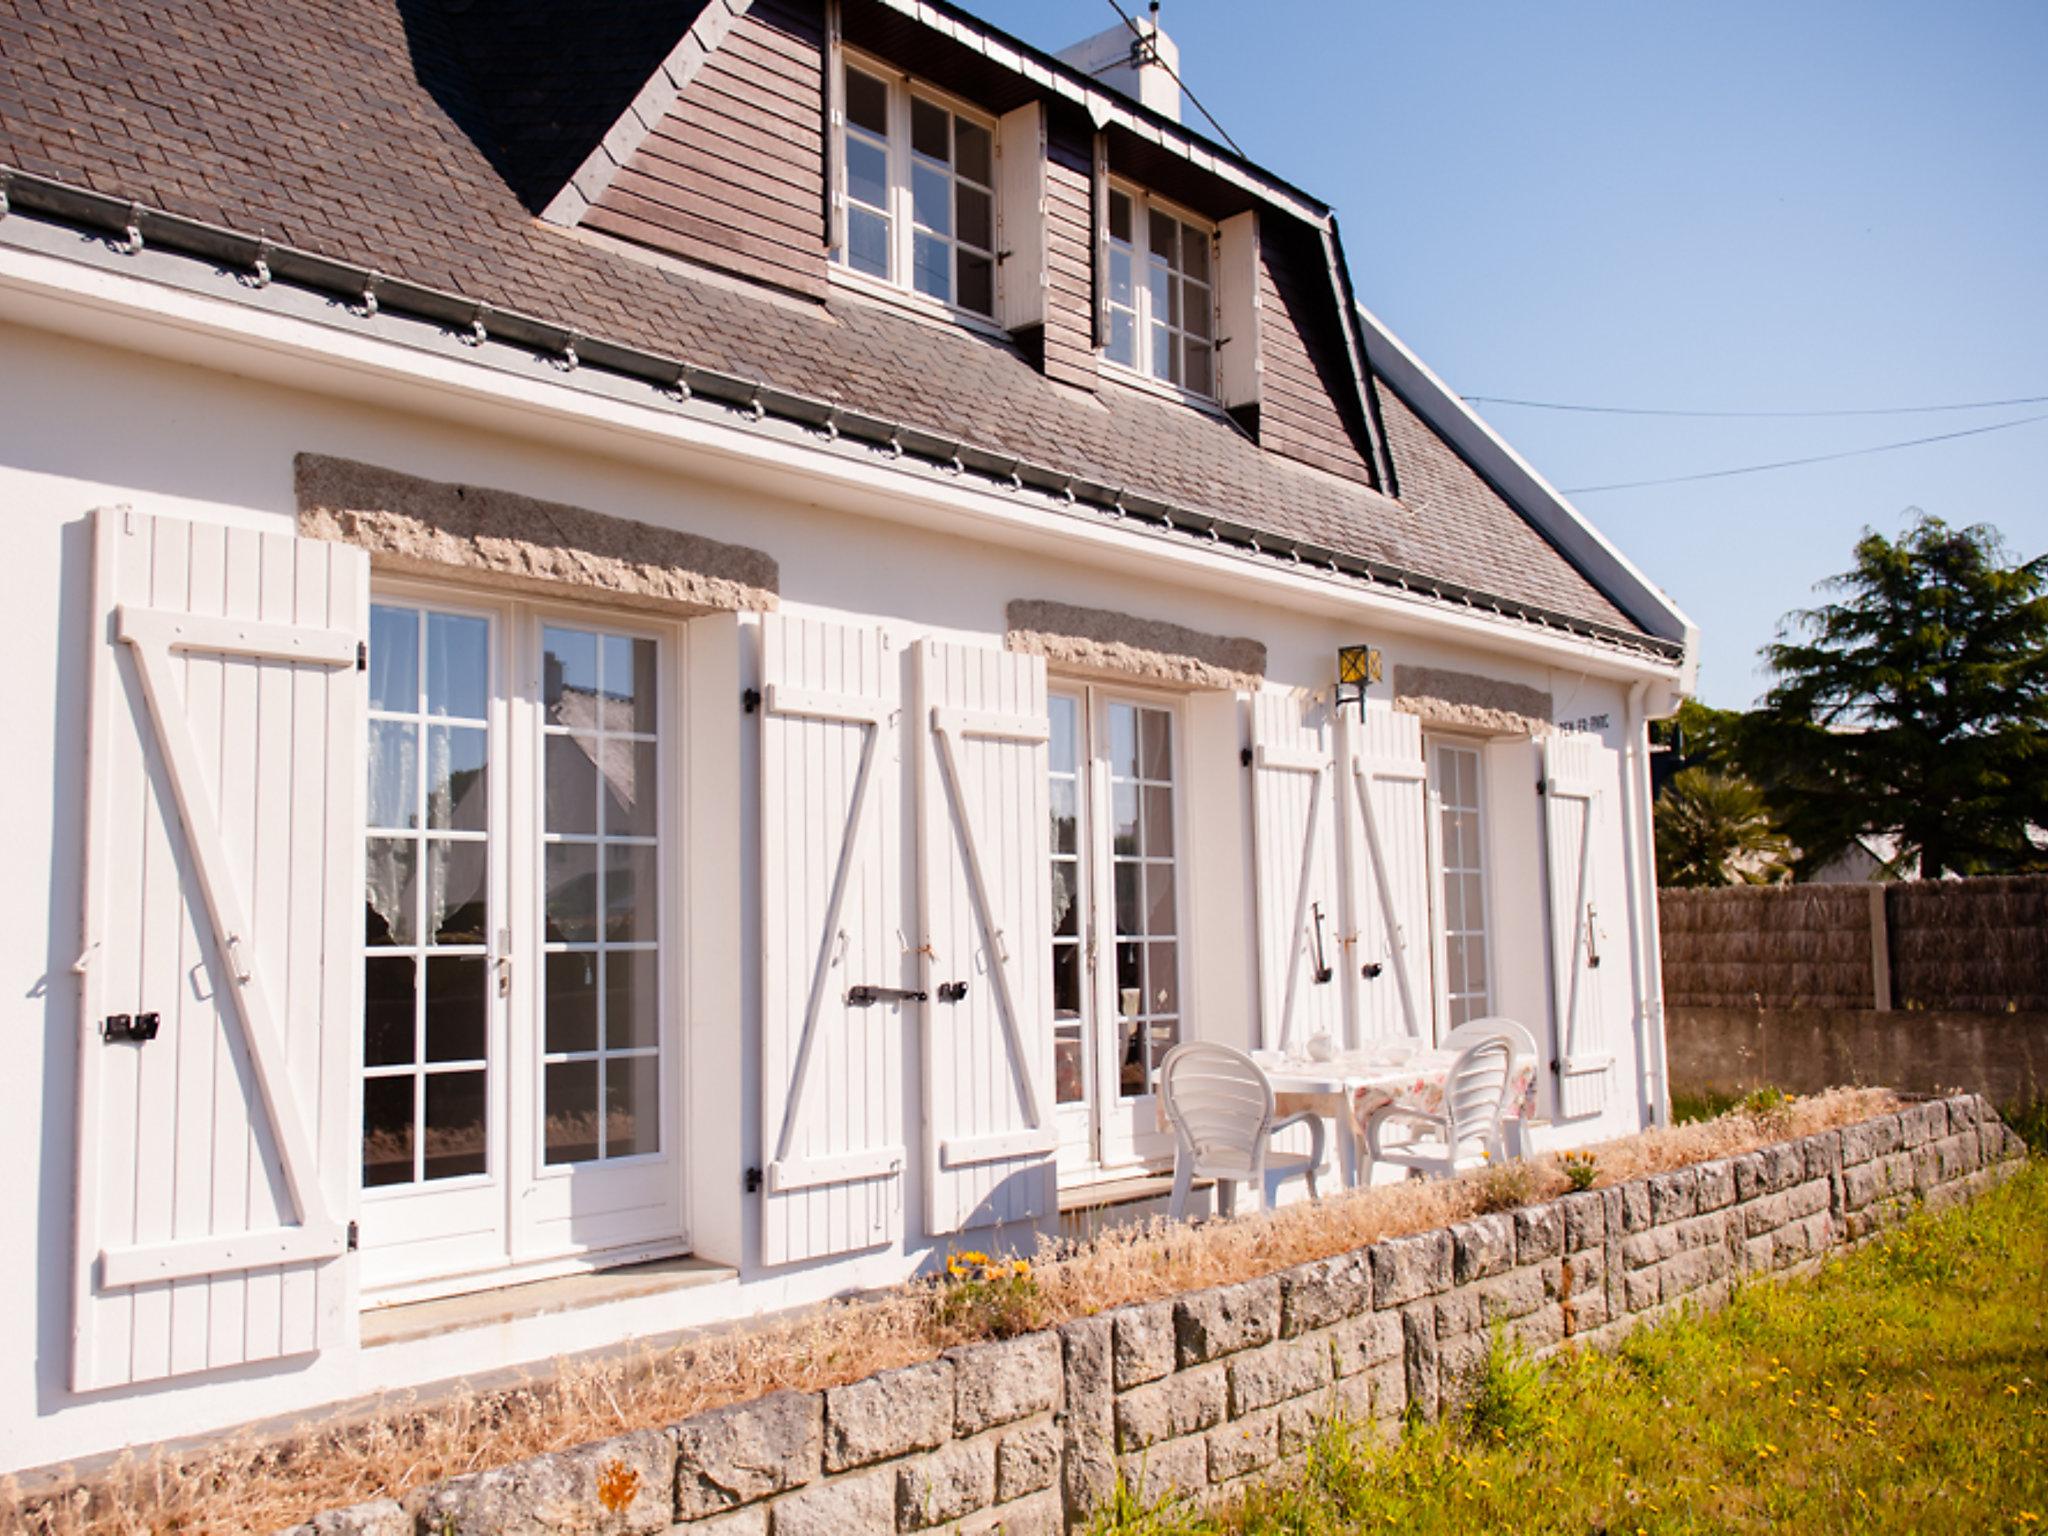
(1561, 411), (2048, 495)
(1471, 392), (2048, 420)
(1102, 0), (1245, 157)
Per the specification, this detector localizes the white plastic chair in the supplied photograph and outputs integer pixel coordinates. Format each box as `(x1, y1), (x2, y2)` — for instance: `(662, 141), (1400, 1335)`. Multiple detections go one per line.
(1439, 1017), (1540, 1157)
(1161, 1042), (1327, 1220)
(1363, 1034), (1515, 1180)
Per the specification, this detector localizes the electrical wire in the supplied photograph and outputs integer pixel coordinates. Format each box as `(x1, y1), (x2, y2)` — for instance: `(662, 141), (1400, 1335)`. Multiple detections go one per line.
(1561, 411), (2048, 495)
(1471, 392), (2048, 420)
(1101, 0), (1246, 157)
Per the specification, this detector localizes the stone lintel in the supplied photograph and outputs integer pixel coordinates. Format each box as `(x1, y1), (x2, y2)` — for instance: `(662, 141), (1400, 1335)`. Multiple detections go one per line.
(1391, 663), (1551, 737)
(1005, 599), (1265, 693)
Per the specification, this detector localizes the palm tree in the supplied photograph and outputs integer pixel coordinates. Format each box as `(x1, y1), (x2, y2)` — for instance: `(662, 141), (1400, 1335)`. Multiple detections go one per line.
(1654, 767), (1793, 887)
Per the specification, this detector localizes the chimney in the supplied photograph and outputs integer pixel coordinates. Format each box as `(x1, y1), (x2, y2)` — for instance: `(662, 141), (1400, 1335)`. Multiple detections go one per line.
(1054, 4), (1181, 123)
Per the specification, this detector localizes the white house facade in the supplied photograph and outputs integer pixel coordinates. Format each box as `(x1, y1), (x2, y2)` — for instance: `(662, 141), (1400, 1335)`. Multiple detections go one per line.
(0, 0), (1695, 1473)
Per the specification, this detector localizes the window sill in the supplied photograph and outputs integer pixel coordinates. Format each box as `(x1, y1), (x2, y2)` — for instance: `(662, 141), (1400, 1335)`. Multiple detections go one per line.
(362, 1253), (735, 1348)
(1098, 359), (1232, 419)
(828, 263), (1012, 343)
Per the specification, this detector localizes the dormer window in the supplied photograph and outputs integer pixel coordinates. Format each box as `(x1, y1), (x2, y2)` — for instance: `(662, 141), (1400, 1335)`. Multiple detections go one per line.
(1103, 185), (1215, 398)
(838, 56), (996, 319)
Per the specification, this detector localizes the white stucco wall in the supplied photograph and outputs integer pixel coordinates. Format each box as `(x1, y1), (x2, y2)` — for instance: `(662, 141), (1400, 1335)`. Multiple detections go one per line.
(0, 296), (1666, 1471)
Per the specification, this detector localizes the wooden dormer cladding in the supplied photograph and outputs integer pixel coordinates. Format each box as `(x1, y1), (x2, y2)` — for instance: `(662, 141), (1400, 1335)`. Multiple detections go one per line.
(581, 0), (830, 299)
(1041, 115), (1098, 391)
(1254, 216), (1378, 487)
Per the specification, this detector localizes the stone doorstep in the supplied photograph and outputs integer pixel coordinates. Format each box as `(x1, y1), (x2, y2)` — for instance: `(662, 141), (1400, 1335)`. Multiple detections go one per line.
(361, 1255), (737, 1349)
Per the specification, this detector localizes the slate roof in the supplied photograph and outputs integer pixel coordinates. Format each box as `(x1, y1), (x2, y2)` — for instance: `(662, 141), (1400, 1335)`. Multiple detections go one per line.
(0, 0), (1644, 638)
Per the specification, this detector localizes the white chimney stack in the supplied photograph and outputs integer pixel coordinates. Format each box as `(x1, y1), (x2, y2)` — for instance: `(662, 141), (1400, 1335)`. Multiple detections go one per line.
(1054, 5), (1181, 123)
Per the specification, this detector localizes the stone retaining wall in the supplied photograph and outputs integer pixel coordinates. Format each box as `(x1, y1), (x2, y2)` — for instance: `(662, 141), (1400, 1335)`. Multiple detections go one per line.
(287, 1096), (2027, 1536)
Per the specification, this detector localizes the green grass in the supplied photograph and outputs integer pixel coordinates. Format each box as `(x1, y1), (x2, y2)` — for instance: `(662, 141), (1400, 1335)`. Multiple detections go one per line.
(1671, 1085), (1789, 1126)
(1092, 1160), (2048, 1535)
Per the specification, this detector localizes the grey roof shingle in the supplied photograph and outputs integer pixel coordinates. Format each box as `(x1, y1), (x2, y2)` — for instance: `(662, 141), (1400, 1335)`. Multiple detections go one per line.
(0, 0), (1641, 635)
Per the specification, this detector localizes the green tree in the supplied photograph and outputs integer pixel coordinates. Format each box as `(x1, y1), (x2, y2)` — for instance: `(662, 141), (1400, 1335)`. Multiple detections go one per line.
(1654, 766), (1793, 887)
(1747, 513), (2048, 878)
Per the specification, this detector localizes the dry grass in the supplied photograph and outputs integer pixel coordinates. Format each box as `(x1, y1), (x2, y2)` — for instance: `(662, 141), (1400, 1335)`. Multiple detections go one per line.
(2, 1086), (1899, 1536)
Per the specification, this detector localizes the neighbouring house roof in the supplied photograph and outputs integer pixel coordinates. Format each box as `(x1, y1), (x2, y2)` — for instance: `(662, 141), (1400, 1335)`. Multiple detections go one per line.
(0, 0), (1685, 660)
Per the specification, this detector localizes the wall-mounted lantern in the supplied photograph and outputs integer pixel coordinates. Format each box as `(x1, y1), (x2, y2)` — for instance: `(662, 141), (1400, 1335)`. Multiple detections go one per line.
(1335, 643), (1381, 711)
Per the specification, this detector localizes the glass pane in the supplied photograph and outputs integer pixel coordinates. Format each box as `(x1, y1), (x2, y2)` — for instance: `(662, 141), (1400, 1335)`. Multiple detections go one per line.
(367, 719), (418, 830)
(368, 604), (417, 714)
(911, 96), (950, 161)
(1458, 811), (1482, 862)
(365, 837), (417, 946)
(1113, 861), (1140, 936)
(1150, 322), (1173, 382)
(607, 948), (659, 1050)
(1147, 254), (1173, 320)
(1183, 224), (1209, 282)
(604, 740), (660, 840)
(1184, 281), (1212, 337)
(1145, 863), (1177, 937)
(1052, 943), (1081, 1017)
(426, 724), (487, 832)
(602, 635), (658, 733)
(846, 134), (889, 212)
(1463, 873), (1486, 931)
(605, 842), (658, 943)
(1118, 1018), (1148, 1096)
(1466, 936), (1489, 998)
(544, 843), (599, 942)
(1108, 704), (1138, 778)
(845, 67), (888, 135)
(1111, 783), (1138, 856)
(1148, 208), (1177, 268)
(363, 955), (416, 1067)
(1054, 1025), (1084, 1105)
(1051, 861), (1079, 936)
(1146, 941), (1180, 1016)
(1443, 871), (1465, 931)
(425, 954), (487, 1062)
(957, 251), (993, 317)
(1049, 695), (1079, 771)
(423, 1071), (487, 1180)
(1050, 778), (1078, 854)
(1108, 189), (1132, 243)
(1143, 784), (1174, 857)
(426, 612), (488, 721)
(1440, 807), (1464, 868)
(1445, 936), (1468, 997)
(912, 162), (951, 235)
(913, 230), (950, 302)
(543, 626), (599, 727)
(545, 733), (599, 835)
(956, 119), (991, 183)
(1185, 340), (1212, 398)
(427, 838), (488, 946)
(606, 1055), (659, 1158)
(1109, 246), (1133, 307)
(546, 949), (599, 1054)
(362, 1076), (415, 1187)
(1107, 308), (1135, 366)
(1115, 942), (1141, 1013)
(1140, 710), (1173, 780)
(545, 1060), (601, 1164)
(849, 206), (890, 278)
(956, 184), (991, 251)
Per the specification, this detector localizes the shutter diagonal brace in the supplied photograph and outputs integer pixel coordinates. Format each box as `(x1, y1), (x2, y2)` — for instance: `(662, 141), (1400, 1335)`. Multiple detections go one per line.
(930, 706), (1053, 1152)
(99, 606), (352, 1287)
(764, 683), (903, 1192)
(1547, 774), (1604, 1071)
(1351, 755), (1427, 1040)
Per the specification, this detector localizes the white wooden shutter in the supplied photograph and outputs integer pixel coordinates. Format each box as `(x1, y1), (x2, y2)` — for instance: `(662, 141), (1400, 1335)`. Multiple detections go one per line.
(1336, 705), (1434, 1043)
(73, 507), (363, 1391)
(995, 102), (1048, 333)
(914, 640), (1056, 1235)
(1540, 732), (1624, 1119)
(1249, 693), (1343, 1053)
(758, 614), (907, 1265)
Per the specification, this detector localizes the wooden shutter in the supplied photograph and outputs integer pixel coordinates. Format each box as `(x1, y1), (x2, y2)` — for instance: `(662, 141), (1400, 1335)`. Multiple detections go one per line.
(73, 507), (364, 1391)
(1091, 132), (1111, 348)
(1336, 705), (1433, 1043)
(995, 102), (1048, 334)
(758, 614), (907, 1265)
(1540, 732), (1622, 1119)
(1249, 693), (1343, 1053)
(914, 640), (1056, 1235)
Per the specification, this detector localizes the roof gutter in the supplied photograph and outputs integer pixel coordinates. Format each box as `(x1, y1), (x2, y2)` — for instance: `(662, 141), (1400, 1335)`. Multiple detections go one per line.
(0, 166), (1684, 667)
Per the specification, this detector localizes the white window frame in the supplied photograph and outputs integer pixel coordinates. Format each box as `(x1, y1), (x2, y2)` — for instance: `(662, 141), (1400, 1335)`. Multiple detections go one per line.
(358, 581), (691, 1303)
(1425, 735), (1498, 1036)
(834, 47), (1000, 324)
(1102, 178), (1220, 401)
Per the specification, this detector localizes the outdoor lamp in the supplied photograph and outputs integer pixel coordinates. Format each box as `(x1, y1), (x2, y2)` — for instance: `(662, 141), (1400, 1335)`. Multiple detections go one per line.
(1335, 643), (1381, 710)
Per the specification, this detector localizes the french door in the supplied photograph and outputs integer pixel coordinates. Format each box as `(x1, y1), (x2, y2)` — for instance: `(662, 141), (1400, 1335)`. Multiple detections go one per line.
(1049, 685), (1186, 1174)
(359, 592), (683, 1295)
(1425, 737), (1494, 1035)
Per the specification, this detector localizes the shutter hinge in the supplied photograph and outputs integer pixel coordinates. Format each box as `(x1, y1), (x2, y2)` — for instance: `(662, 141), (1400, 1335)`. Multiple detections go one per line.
(356, 640), (368, 672)
(1535, 778), (1546, 796)
(346, 1220), (359, 1252)
(1240, 746), (1254, 768)
(743, 687), (762, 714)
(744, 1166), (764, 1194)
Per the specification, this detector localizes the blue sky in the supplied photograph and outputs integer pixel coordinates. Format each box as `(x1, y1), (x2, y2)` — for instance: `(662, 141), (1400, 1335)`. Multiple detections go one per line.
(973, 1), (2048, 706)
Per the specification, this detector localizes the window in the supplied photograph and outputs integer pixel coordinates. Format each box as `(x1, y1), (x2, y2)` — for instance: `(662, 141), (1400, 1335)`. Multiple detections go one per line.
(1430, 741), (1492, 1028)
(1104, 185), (1215, 396)
(1047, 687), (1185, 1172)
(360, 595), (680, 1293)
(840, 58), (996, 318)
